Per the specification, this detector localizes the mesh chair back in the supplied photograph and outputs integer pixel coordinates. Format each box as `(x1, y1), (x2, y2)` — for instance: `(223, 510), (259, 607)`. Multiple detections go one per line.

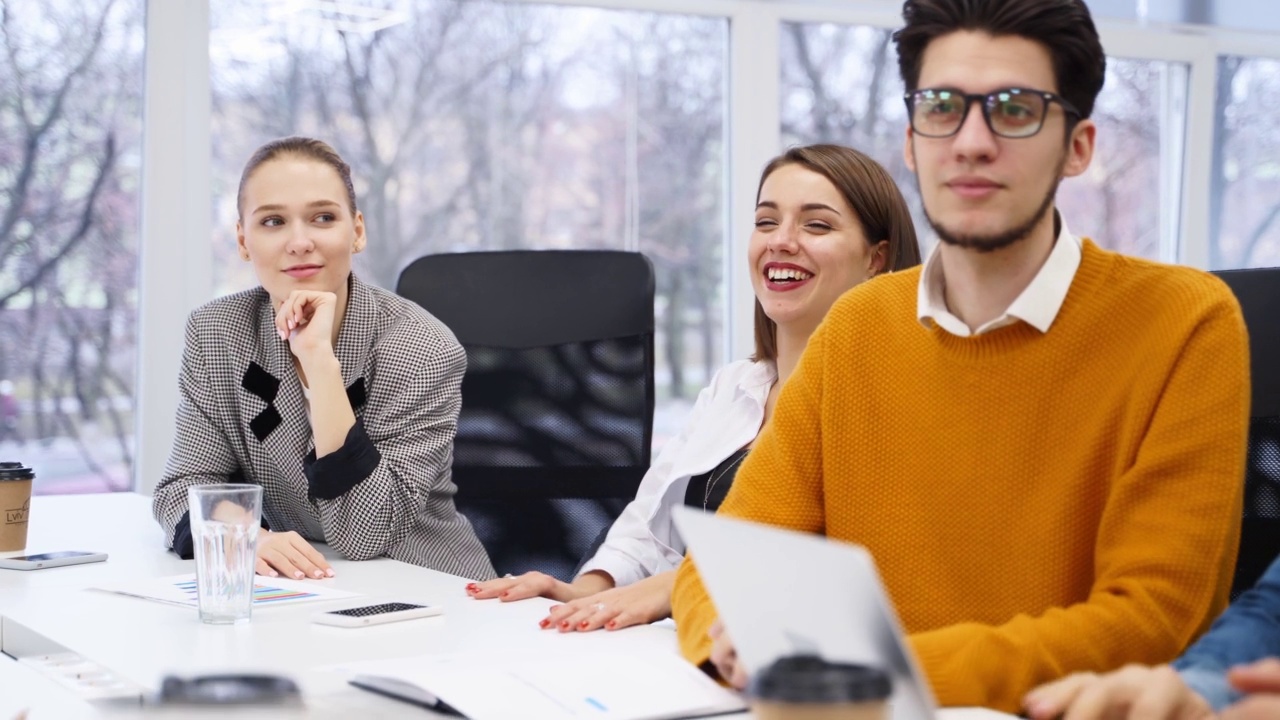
(397, 250), (655, 579)
(1213, 268), (1280, 599)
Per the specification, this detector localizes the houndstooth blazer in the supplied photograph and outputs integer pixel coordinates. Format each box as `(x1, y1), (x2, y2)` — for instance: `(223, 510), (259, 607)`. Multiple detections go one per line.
(151, 273), (496, 580)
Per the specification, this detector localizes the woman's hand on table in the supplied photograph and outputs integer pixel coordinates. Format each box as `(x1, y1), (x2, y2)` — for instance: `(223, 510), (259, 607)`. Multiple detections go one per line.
(466, 570), (614, 604)
(255, 529), (334, 580)
(538, 572), (675, 632)
(466, 571), (578, 603)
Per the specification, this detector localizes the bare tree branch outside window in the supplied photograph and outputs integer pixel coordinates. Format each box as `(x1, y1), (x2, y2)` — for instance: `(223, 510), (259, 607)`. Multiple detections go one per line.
(1211, 57), (1280, 269)
(210, 1), (727, 449)
(780, 22), (1183, 261)
(0, 0), (143, 494)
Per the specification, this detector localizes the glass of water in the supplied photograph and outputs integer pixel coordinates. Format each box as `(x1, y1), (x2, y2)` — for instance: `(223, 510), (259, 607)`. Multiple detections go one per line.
(187, 484), (262, 624)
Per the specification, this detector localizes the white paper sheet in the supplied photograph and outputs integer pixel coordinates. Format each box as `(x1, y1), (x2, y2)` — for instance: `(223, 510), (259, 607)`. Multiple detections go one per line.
(337, 649), (747, 720)
(91, 572), (360, 609)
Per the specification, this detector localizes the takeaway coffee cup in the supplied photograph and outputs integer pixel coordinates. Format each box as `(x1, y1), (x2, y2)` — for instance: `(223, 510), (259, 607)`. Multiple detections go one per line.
(749, 655), (892, 720)
(0, 461), (34, 552)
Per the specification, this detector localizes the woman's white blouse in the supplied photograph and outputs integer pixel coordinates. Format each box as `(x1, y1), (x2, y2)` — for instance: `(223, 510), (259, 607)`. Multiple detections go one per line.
(576, 359), (776, 587)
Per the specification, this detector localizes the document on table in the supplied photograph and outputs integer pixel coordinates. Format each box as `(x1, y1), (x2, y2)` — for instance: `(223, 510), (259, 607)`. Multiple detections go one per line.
(338, 648), (748, 719)
(90, 573), (361, 609)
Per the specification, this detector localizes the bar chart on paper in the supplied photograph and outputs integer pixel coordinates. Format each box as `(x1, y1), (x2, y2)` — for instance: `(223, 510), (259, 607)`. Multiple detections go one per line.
(92, 573), (361, 609)
(170, 578), (340, 605)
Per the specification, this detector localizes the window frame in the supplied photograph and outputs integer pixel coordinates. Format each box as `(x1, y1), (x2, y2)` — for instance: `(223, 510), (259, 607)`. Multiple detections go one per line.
(137, 0), (1280, 492)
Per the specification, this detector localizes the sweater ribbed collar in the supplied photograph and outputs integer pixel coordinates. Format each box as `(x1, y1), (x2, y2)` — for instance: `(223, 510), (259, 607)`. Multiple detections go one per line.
(917, 212), (1083, 337)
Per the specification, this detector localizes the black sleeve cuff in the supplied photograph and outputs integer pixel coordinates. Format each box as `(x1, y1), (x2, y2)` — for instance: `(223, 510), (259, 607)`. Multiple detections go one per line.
(172, 511), (195, 559)
(303, 418), (382, 500)
(172, 504), (271, 559)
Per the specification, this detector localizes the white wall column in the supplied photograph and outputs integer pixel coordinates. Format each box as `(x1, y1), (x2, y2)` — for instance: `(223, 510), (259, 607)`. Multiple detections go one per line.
(135, 0), (213, 493)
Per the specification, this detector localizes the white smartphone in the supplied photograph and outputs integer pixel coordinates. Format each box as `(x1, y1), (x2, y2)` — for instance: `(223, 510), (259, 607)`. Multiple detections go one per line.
(311, 601), (443, 628)
(0, 551), (108, 570)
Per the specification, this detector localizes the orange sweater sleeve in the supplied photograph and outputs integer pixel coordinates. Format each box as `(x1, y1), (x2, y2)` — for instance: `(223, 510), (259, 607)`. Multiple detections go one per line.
(673, 325), (830, 667)
(908, 292), (1250, 710)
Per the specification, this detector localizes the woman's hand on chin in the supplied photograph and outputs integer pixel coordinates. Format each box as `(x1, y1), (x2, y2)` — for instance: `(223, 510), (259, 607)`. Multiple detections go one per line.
(276, 290), (338, 363)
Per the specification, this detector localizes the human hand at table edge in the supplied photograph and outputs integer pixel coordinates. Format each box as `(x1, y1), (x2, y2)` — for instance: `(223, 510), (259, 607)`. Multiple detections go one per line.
(709, 619), (750, 690)
(540, 571), (675, 632)
(1220, 658), (1280, 720)
(465, 569), (613, 603)
(1022, 664), (1213, 720)
(256, 529), (334, 580)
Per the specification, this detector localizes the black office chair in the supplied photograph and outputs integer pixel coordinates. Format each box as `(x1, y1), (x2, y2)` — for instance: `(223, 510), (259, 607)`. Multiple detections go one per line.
(396, 250), (655, 580)
(1213, 267), (1280, 599)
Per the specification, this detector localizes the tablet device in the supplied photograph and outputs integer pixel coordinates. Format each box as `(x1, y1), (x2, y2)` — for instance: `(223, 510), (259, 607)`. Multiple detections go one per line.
(672, 507), (938, 720)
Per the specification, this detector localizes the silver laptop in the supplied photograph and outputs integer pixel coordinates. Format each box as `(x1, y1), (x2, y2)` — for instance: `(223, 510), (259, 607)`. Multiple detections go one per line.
(673, 507), (938, 720)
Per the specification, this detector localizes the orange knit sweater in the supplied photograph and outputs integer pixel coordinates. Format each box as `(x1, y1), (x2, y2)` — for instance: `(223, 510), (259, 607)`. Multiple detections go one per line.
(672, 241), (1250, 713)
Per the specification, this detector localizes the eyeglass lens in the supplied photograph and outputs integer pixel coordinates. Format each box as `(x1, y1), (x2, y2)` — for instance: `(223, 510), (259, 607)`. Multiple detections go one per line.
(912, 89), (1047, 138)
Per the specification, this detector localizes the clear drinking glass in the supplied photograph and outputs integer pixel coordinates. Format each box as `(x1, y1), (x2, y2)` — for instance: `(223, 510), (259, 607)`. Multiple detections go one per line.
(187, 484), (262, 624)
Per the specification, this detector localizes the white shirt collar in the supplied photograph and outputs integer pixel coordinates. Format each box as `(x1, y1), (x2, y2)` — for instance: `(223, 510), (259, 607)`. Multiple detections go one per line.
(737, 359), (777, 403)
(916, 214), (1082, 337)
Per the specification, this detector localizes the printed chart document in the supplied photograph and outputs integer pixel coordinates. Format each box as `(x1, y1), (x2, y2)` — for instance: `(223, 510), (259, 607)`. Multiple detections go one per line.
(340, 649), (747, 719)
(91, 573), (360, 609)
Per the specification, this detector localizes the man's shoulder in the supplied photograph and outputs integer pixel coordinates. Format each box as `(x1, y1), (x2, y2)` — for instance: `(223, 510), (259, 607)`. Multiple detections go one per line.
(827, 266), (923, 325)
(1081, 242), (1239, 316)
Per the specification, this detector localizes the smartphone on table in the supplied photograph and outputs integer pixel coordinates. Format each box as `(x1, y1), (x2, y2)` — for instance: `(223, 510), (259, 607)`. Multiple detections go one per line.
(311, 601), (443, 628)
(0, 551), (108, 570)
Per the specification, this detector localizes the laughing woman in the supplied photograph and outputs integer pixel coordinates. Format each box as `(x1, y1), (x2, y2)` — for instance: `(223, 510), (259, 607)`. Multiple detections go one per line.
(467, 144), (921, 630)
(152, 137), (495, 581)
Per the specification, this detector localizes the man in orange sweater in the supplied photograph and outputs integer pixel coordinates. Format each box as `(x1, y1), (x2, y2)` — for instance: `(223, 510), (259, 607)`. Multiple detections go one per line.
(672, 0), (1251, 713)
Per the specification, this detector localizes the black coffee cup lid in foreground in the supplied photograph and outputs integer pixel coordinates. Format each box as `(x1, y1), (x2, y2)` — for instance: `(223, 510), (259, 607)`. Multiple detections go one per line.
(0, 462), (34, 481)
(749, 654), (892, 704)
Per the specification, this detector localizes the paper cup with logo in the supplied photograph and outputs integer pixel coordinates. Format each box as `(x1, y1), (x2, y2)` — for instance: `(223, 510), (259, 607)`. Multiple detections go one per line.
(0, 462), (35, 552)
(749, 655), (892, 720)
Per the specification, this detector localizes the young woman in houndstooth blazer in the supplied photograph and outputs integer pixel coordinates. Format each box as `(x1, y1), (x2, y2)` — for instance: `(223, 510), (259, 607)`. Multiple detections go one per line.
(152, 137), (495, 581)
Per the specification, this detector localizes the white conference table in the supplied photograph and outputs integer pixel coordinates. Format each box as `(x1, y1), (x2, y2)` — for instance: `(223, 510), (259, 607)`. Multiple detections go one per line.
(0, 493), (1014, 719)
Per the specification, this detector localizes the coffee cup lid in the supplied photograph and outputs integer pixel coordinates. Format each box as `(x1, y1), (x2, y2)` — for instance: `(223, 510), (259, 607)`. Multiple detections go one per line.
(749, 655), (892, 704)
(0, 461), (34, 481)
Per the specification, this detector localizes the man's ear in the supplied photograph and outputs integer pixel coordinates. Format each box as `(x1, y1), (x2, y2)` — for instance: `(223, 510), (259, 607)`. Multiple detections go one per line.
(903, 125), (917, 173)
(1062, 119), (1096, 179)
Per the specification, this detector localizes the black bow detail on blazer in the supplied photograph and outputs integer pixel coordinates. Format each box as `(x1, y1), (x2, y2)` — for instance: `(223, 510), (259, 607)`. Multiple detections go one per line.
(241, 363), (367, 442)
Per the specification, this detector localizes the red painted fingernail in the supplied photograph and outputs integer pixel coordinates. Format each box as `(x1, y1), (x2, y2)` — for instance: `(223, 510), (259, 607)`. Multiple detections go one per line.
(560, 621), (570, 629)
(539, 619), (550, 629)
(606, 621), (617, 629)
(500, 591), (509, 598)
(579, 620), (589, 629)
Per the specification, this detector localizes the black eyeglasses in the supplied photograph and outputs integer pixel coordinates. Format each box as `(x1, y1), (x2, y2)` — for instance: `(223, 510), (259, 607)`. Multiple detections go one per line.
(904, 87), (1081, 139)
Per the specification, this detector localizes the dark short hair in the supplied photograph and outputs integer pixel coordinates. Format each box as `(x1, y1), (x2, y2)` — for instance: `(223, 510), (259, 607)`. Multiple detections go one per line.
(237, 136), (357, 218)
(893, 0), (1106, 120)
(752, 144), (922, 363)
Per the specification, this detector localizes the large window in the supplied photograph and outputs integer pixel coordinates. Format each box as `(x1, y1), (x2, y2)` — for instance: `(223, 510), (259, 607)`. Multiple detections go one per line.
(209, 0), (727, 448)
(780, 23), (1187, 259)
(1211, 56), (1280, 269)
(0, 0), (144, 494)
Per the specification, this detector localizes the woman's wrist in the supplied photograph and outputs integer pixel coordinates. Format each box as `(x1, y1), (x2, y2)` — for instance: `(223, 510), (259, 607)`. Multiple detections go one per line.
(570, 570), (616, 598)
(297, 351), (341, 379)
